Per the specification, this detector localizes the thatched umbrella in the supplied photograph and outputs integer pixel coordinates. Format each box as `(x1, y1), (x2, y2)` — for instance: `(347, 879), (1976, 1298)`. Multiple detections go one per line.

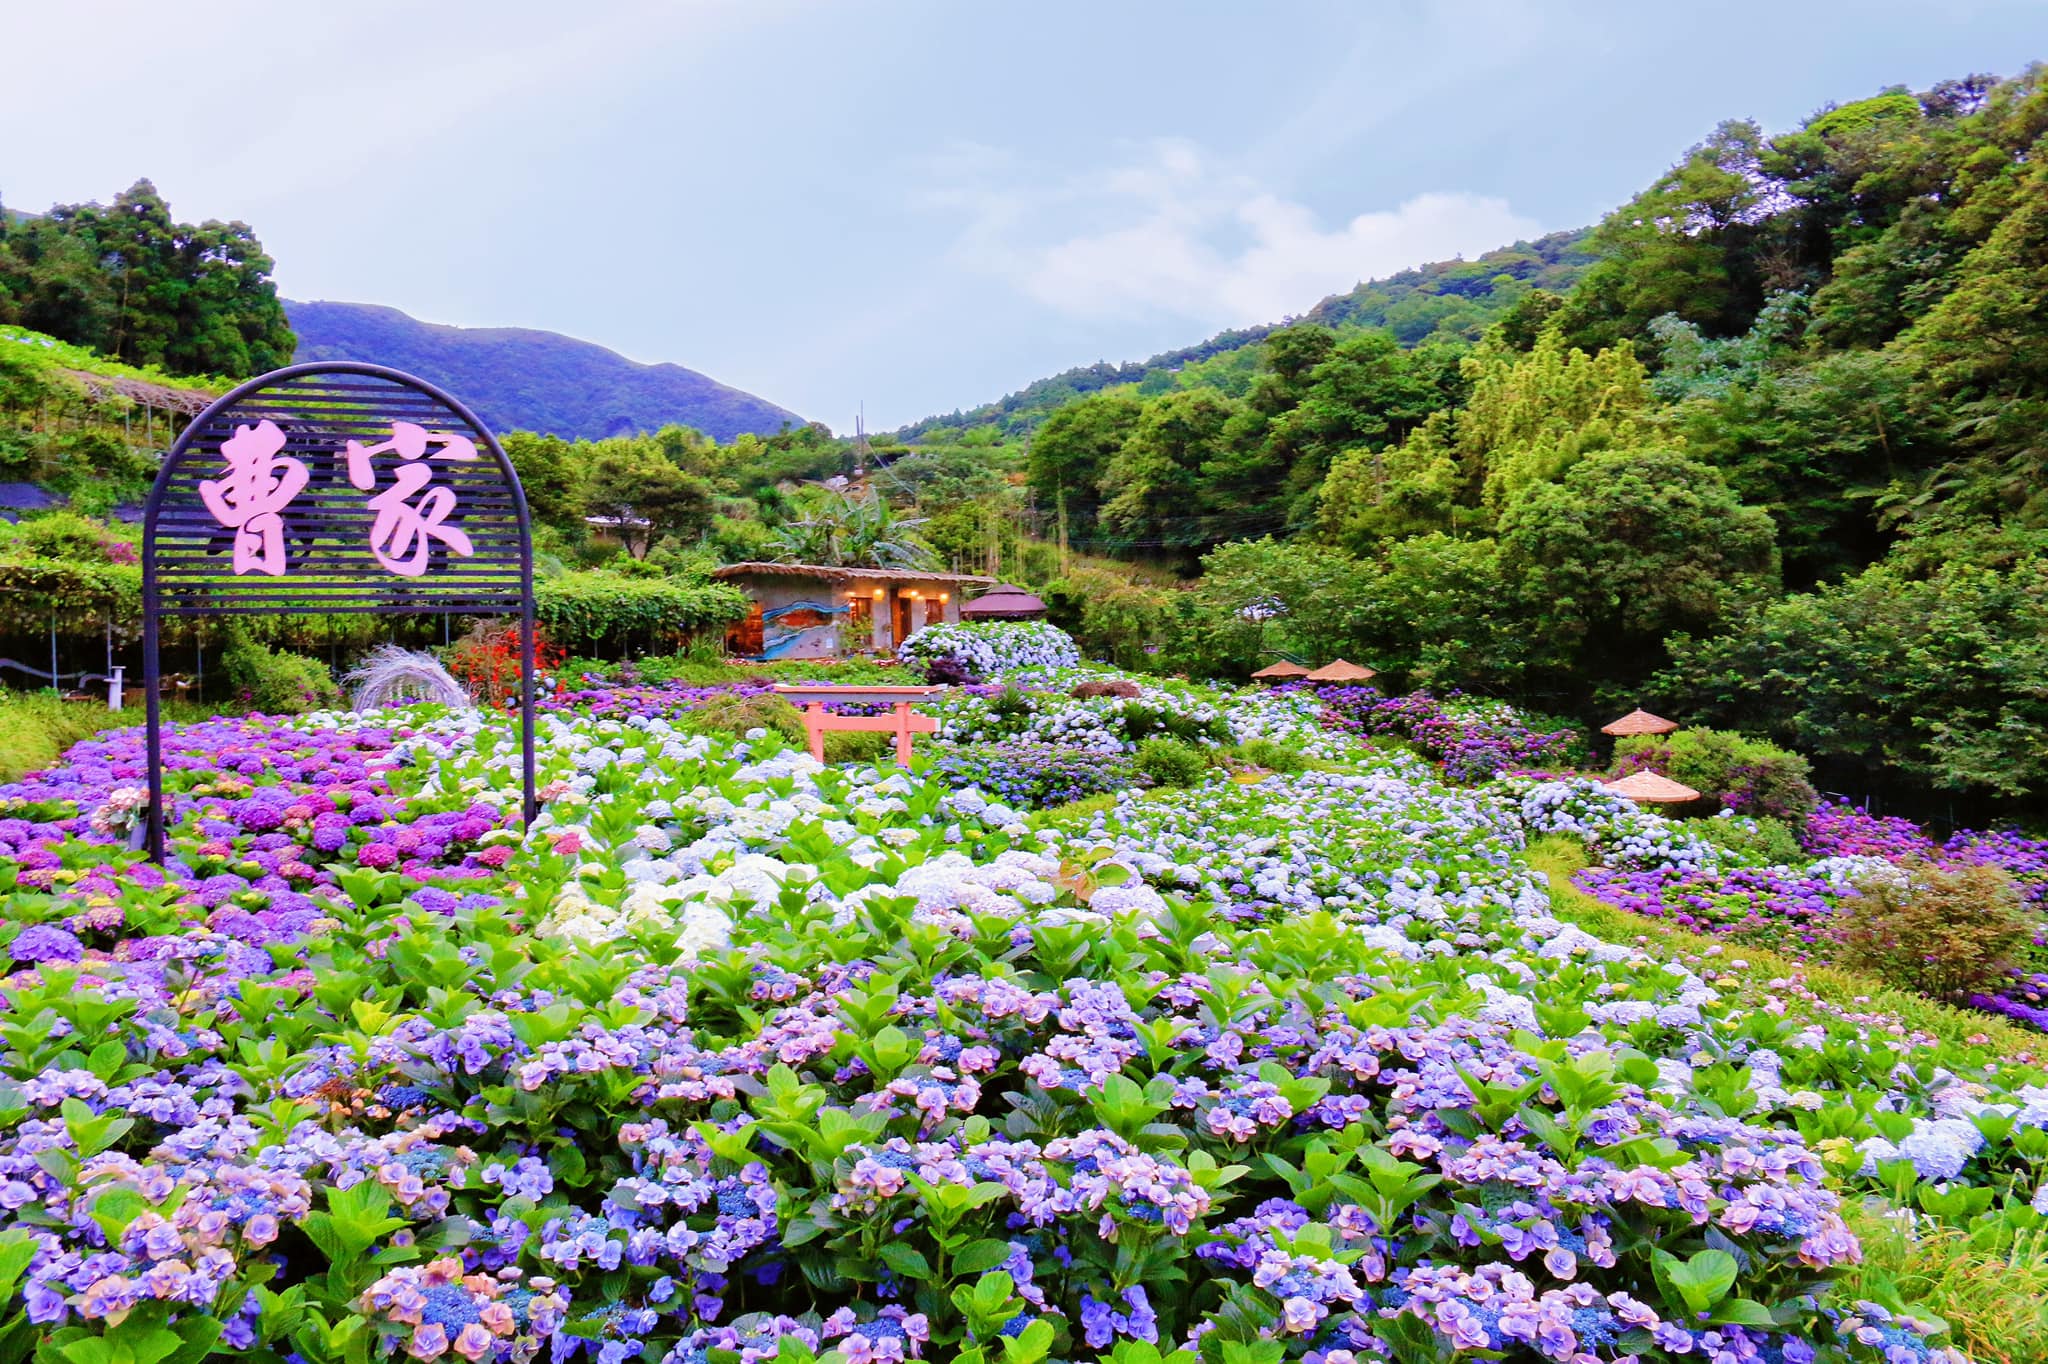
(1602, 770), (1701, 805)
(960, 584), (1048, 620)
(1250, 661), (1311, 682)
(1306, 659), (1377, 683)
(1601, 708), (1679, 737)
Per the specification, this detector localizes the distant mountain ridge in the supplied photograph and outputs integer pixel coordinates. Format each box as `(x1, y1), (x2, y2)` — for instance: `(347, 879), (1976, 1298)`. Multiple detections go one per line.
(285, 301), (805, 442)
(897, 227), (1596, 439)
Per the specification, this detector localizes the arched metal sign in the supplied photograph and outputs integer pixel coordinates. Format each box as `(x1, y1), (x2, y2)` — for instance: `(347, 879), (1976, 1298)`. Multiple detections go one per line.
(140, 362), (537, 860)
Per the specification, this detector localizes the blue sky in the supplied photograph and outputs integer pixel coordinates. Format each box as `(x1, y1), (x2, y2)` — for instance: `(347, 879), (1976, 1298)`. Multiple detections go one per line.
(7, 1), (2045, 429)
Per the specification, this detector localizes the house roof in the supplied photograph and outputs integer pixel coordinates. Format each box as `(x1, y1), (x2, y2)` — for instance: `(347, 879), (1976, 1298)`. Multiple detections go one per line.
(711, 561), (995, 586)
(1250, 661), (1311, 679)
(961, 584), (1047, 617)
(1602, 770), (1701, 804)
(1601, 708), (1680, 737)
(1306, 658), (1377, 682)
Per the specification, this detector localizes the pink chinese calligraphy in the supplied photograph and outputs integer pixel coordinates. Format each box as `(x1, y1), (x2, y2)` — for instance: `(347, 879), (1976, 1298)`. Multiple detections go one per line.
(196, 419), (309, 576)
(195, 419), (484, 578)
(344, 422), (481, 577)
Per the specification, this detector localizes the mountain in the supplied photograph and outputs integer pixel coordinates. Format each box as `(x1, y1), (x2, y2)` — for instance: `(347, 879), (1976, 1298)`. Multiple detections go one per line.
(897, 228), (1596, 439)
(285, 301), (805, 442)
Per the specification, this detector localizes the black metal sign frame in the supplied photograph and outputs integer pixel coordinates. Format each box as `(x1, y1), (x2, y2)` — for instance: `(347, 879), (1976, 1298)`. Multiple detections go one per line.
(140, 362), (537, 860)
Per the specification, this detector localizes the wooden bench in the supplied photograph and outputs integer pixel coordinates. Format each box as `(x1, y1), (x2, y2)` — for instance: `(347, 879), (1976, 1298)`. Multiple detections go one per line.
(772, 684), (944, 766)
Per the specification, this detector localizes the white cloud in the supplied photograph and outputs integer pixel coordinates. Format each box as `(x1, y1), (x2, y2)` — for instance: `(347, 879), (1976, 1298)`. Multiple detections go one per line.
(923, 138), (1542, 329)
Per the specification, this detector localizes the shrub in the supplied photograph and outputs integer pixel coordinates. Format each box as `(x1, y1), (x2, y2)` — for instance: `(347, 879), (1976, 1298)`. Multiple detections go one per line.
(929, 742), (1146, 809)
(1321, 687), (1583, 780)
(1040, 567), (1173, 669)
(1694, 813), (1806, 866)
(1234, 737), (1309, 773)
(533, 570), (750, 654)
(219, 638), (339, 714)
(676, 691), (807, 744)
(1071, 677), (1142, 700)
(1614, 727), (1819, 823)
(1122, 700), (1230, 744)
(447, 622), (567, 707)
(822, 730), (892, 764)
(1837, 864), (2035, 1000)
(1135, 735), (1209, 788)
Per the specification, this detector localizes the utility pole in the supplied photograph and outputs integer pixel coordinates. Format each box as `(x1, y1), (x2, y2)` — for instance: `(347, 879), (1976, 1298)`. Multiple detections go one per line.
(1056, 481), (1070, 578)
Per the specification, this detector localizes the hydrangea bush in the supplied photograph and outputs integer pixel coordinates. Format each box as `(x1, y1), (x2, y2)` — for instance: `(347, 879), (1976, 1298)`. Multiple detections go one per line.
(898, 622), (1083, 679)
(1316, 688), (1586, 781)
(929, 742), (1149, 810)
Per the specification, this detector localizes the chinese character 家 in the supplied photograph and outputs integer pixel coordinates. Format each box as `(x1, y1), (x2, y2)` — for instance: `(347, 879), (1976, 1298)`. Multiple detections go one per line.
(345, 422), (479, 577)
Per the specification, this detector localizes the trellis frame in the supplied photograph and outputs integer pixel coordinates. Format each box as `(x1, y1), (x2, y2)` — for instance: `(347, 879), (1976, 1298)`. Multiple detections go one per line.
(140, 362), (537, 861)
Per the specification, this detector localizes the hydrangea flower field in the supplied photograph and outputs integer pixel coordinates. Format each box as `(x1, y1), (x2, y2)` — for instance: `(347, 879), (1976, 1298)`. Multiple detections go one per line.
(2, 639), (2045, 1364)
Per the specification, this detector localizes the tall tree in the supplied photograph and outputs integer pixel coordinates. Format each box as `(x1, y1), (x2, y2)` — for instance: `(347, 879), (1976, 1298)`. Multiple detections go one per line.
(1025, 392), (1142, 547)
(1498, 447), (1778, 691)
(1097, 389), (1241, 560)
(584, 444), (716, 558)
(0, 179), (293, 377)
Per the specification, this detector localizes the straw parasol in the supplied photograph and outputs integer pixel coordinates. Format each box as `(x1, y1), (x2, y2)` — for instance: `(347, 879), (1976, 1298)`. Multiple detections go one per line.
(1601, 708), (1679, 737)
(1250, 661), (1311, 682)
(1305, 659), (1377, 683)
(960, 584), (1047, 620)
(1602, 770), (1701, 805)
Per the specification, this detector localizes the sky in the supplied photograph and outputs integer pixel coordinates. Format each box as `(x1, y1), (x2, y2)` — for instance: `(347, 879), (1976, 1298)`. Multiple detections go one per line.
(6, 1), (2045, 430)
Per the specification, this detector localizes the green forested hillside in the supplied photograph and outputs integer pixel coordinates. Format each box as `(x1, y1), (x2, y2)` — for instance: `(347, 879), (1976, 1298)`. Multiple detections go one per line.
(898, 229), (1596, 440)
(995, 67), (2048, 810)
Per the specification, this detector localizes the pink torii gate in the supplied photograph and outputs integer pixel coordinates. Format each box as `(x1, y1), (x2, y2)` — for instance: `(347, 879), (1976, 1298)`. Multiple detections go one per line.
(772, 684), (944, 766)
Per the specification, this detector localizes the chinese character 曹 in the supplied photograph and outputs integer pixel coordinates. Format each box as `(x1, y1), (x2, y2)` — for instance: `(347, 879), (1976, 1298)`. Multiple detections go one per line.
(198, 419), (308, 576)
(345, 422), (479, 577)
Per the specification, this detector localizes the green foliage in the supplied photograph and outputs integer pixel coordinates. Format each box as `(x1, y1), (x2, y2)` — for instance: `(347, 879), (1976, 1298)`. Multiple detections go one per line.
(1664, 540), (2048, 798)
(1039, 567), (1174, 670)
(1837, 864), (2036, 1001)
(1026, 392), (1143, 547)
(0, 692), (109, 782)
(532, 572), (749, 655)
(674, 691), (808, 744)
(499, 430), (588, 530)
(219, 636), (339, 715)
(0, 515), (139, 635)
(0, 180), (291, 378)
(1098, 388), (1242, 556)
(900, 228), (1594, 441)
(572, 651), (907, 688)
(1614, 728), (1820, 824)
(1232, 738), (1308, 774)
(1691, 814), (1806, 867)
(1498, 448), (1778, 688)
(1838, 1198), (2048, 1364)
(767, 485), (937, 569)
(822, 729), (893, 764)
(1133, 736), (1209, 789)
(583, 442), (717, 558)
